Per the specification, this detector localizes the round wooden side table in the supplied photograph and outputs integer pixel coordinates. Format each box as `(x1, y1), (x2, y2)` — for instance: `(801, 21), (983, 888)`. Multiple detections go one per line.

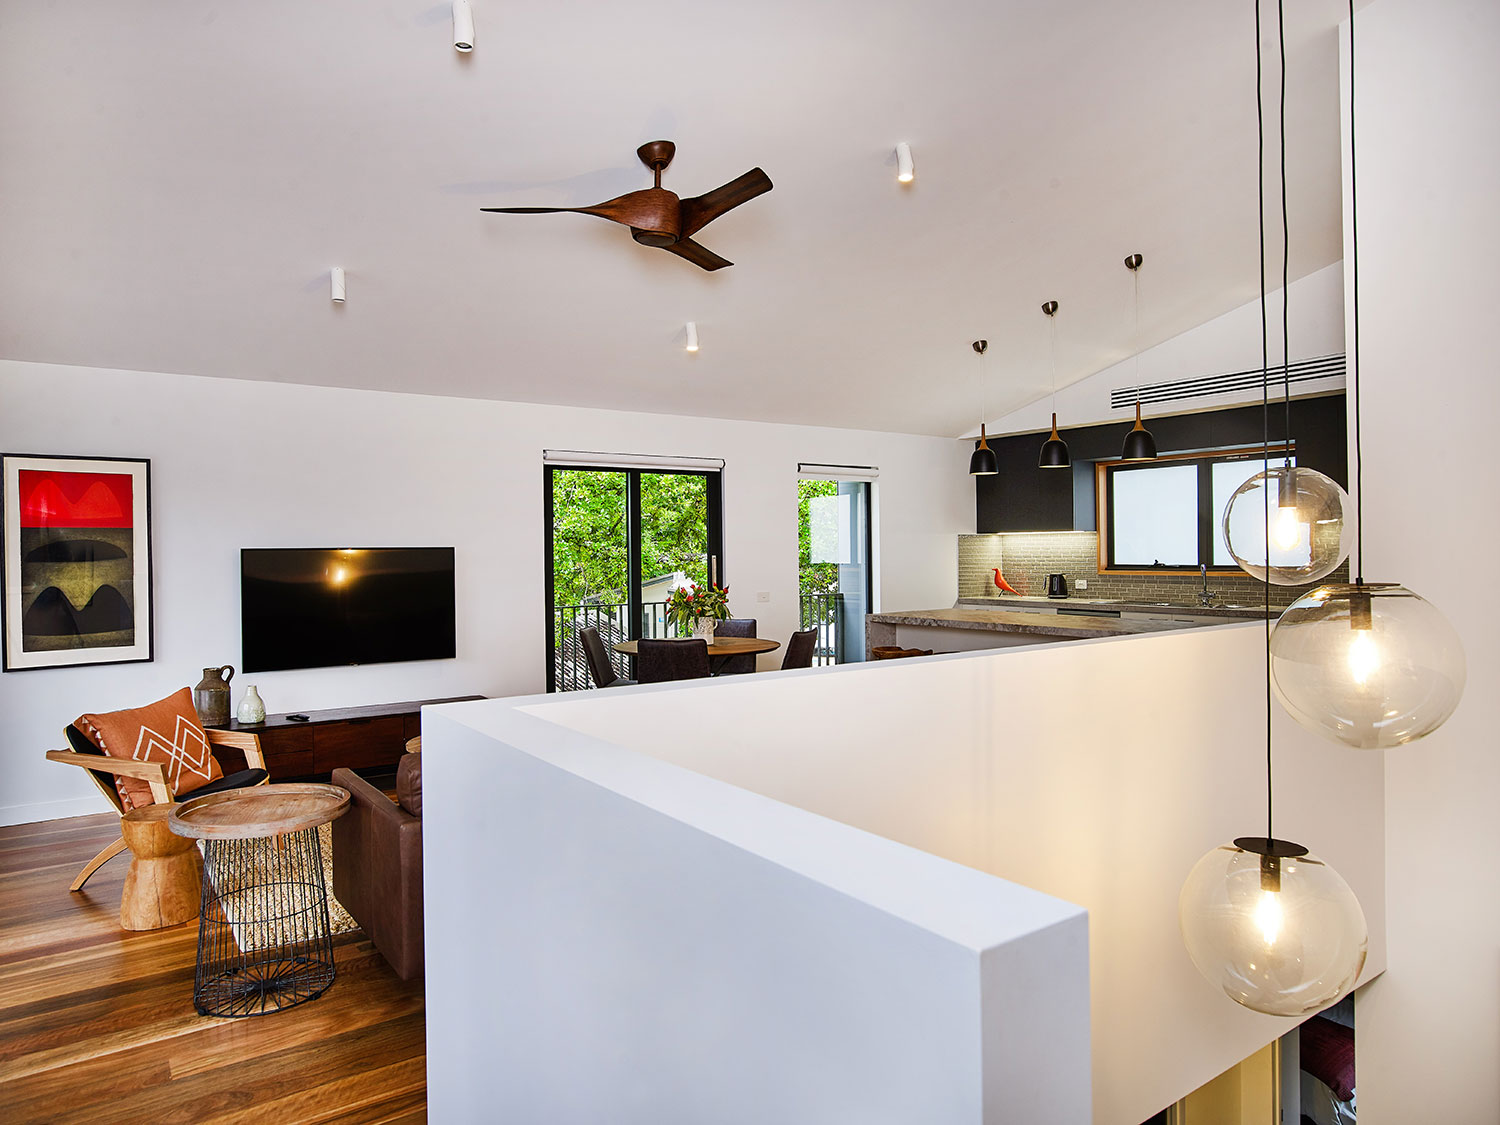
(120, 803), (202, 931)
(170, 783), (350, 1018)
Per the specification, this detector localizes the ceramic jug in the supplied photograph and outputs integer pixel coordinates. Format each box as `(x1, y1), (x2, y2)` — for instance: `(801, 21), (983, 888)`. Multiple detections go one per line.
(193, 665), (234, 726)
(236, 685), (267, 725)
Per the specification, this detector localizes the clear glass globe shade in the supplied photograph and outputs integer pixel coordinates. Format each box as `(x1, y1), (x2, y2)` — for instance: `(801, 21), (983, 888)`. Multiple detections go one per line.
(1179, 840), (1367, 1017)
(1270, 583), (1466, 749)
(1222, 465), (1350, 585)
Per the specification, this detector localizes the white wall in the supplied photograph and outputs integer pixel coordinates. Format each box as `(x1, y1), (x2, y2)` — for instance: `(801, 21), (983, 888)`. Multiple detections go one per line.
(0, 360), (971, 824)
(422, 697), (1091, 1125)
(522, 624), (1386, 1125)
(1350, 1), (1500, 1120)
(988, 262), (1346, 436)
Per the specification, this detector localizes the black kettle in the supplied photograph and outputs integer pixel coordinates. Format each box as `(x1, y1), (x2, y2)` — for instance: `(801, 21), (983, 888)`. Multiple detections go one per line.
(1046, 573), (1069, 599)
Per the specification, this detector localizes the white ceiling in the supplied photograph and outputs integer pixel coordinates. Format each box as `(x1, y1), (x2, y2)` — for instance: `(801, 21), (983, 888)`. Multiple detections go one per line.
(0, 1), (1350, 437)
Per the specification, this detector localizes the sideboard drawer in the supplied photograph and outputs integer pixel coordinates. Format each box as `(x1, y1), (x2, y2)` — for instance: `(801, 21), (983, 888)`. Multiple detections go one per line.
(255, 727), (314, 779)
(313, 716), (405, 772)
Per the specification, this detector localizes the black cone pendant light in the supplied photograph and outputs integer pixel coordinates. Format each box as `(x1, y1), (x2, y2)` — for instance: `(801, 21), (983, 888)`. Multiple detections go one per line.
(1119, 254), (1158, 461)
(1037, 301), (1070, 469)
(1121, 400), (1157, 461)
(968, 339), (998, 476)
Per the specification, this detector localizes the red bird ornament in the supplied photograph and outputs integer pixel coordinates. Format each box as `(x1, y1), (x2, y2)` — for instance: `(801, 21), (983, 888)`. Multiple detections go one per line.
(992, 568), (1020, 596)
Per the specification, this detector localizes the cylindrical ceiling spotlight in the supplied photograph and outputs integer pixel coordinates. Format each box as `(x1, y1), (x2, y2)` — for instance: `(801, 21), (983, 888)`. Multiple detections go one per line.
(685, 322), (699, 352)
(453, 0), (475, 52)
(330, 267), (346, 303)
(895, 142), (915, 184)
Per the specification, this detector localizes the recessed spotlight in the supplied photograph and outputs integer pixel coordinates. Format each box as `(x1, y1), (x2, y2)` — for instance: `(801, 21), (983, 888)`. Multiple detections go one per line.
(453, 0), (475, 53)
(685, 322), (699, 352)
(895, 142), (915, 184)
(330, 267), (346, 303)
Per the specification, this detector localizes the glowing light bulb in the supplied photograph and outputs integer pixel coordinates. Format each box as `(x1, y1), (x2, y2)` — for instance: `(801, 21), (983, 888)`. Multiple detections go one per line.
(1347, 629), (1381, 686)
(331, 566), (348, 585)
(1254, 889), (1283, 946)
(1273, 505), (1303, 551)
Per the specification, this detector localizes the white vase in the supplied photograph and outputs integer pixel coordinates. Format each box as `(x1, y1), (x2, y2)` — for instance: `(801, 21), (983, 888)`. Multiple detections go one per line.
(237, 685), (267, 724)
(692, 618), (716, 642)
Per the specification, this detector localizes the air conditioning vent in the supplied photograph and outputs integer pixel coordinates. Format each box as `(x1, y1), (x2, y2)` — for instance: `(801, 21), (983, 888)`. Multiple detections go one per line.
(1109, 353), (1345, 409)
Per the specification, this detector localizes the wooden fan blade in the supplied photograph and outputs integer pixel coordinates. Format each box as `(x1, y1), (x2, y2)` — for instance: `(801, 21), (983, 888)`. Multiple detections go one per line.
(678, 169), (773, 239)
(484, 188), (680, 239)
(662, 237), (733, 271)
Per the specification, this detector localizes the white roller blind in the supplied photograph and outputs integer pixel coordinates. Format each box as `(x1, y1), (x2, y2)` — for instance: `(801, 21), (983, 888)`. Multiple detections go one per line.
(543, 449), (725, 472)
(797, 462), (879, 482)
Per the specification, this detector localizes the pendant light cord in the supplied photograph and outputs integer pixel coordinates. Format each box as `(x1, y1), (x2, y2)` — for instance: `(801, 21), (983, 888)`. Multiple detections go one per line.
(1256, 0), (1274, 843)
(1279, 0), (1293, 461)
(1348, 0), (1365, 585)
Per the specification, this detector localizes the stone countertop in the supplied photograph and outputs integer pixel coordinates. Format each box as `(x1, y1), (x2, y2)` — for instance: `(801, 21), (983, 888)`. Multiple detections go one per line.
(867, 607), (1183, 639)
(956, 595), (1269, 620)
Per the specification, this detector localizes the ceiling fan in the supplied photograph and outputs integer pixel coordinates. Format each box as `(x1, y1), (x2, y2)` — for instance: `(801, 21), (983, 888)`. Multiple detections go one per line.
(481, 141), (772, 271)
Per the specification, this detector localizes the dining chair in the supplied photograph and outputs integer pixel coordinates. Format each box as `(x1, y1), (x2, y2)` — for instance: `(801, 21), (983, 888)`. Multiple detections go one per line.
(713, 617), (758, 675)
(580, 626), (635, 688)
(780, 628), (818, 670)
(637, 638), (711, 684)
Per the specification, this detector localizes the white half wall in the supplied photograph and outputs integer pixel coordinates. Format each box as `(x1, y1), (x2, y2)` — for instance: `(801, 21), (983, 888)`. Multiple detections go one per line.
(422, 700), (1091, 1125)
(988, 261), (1346, 437)
(0, 361), (970, 824)
(1348, 0), (1500, 1120)
(427, 623), (1385, 1125)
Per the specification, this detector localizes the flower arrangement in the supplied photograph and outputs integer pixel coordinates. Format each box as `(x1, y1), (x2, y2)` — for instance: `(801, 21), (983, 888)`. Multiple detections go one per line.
(666, 582), (730, 634)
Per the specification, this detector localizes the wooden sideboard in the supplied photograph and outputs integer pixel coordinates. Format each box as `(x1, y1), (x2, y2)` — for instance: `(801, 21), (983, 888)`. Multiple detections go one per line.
(210, 696), (483, 780)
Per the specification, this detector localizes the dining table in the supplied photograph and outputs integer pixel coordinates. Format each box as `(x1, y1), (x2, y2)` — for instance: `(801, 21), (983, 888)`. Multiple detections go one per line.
(613, 636), (781, 676)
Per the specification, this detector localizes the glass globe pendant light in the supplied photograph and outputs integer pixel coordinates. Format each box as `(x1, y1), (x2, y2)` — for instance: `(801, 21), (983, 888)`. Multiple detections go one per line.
(1223, 463), (1351, 584)
(1180, 836), (1367, 1017)
(1268, 0), (1465, 749)
(1271, 583), (1466, 749)
(1037, 301), (1070, 469)
(1180, 0), (1366, 1020)
(968, 339), (998, 476)
(1221, 0), (1349, 586)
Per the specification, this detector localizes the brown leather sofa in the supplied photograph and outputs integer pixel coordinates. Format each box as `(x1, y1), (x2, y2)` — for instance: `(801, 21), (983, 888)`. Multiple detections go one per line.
(331, 755), (424, 980)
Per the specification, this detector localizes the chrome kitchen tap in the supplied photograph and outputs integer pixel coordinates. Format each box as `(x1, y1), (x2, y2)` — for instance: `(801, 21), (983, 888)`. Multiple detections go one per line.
(1196, 564), (1216, 607)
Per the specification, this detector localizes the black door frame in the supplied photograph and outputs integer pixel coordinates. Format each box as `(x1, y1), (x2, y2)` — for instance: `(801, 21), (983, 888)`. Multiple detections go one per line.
(545, 463), (724, 692)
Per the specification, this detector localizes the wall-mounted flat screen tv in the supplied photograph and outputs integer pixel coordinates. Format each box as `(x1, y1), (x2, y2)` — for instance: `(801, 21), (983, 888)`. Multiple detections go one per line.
(241, 547), (456, 673)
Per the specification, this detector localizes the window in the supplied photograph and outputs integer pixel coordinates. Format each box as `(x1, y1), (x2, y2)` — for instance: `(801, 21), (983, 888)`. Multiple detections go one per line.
(1098, 447), (1296, 572)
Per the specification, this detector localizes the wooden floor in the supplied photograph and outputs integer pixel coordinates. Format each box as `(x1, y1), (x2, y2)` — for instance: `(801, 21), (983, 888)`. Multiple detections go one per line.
(0, 811), (427, 1124)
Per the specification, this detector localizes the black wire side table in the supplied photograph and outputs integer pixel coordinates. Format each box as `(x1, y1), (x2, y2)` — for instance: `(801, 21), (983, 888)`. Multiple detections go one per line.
(170, 783), (350, 1018)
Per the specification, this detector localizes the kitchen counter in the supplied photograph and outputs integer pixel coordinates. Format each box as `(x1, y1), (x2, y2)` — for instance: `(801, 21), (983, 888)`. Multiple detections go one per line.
(956, 596), (1268, 620)
(865, 607), (1184, 659)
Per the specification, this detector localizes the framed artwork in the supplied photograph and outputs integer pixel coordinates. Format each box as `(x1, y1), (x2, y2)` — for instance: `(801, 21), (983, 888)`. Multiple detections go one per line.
(2, 454), (153, 671)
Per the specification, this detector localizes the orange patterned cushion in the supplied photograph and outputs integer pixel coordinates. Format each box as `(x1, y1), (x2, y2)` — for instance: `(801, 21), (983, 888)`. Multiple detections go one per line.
(75, 688), (223, 811)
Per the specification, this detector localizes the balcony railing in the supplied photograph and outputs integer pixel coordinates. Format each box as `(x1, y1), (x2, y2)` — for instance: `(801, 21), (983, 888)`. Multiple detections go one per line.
(799, 592), (843, 667)
(554, 592), (847, 691)
(553, 600), (672, 692)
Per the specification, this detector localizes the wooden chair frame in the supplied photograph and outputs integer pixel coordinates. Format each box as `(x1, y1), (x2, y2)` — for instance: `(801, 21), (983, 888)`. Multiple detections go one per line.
(46, 729), (268, 892)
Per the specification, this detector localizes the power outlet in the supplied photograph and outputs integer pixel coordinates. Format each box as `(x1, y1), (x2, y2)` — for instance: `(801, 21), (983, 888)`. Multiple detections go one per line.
(1076, 579), (1088, 590)
(756, 591), (771, 603)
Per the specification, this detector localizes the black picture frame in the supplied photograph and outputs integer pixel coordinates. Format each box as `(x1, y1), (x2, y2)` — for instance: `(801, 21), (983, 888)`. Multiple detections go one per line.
(1, 453), (154, 672)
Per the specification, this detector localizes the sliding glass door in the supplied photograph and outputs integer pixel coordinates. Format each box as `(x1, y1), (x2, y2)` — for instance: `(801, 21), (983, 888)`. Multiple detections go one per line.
(797, 476), (872, 665)
(546, 465), (723, 691)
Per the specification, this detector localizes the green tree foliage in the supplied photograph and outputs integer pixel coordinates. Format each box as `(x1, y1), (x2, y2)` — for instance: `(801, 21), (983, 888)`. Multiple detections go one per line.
(798, 478), (839, 600)
(551, 470), (709, 610)
(551, 471), (839, 629)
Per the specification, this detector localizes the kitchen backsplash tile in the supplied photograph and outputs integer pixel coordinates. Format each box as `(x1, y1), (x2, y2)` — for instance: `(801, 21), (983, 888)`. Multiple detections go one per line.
(958, 532), (1345, 609)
